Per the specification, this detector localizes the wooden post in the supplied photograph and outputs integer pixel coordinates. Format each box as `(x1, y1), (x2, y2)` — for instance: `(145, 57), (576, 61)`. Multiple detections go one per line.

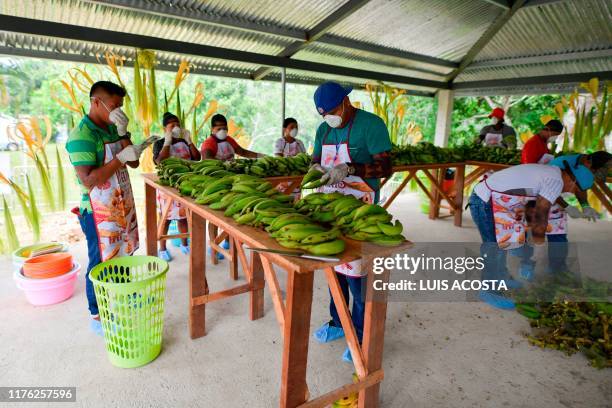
(453, 164), (465, 227)
(280, 271), (314, 408)
(359, 257), (389, 408)
(189, 212), (207, 339)
(208, 223), (219, 265)
(229, 237), (238, 280)
(249, 252), (265, 321)
(428, 169), (442, 220)
(144, 182), (157, 256)
(434, 89), (454, 147)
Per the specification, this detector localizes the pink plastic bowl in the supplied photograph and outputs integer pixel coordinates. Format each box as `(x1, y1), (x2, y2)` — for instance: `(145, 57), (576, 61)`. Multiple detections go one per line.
(14, 262), (81, 306)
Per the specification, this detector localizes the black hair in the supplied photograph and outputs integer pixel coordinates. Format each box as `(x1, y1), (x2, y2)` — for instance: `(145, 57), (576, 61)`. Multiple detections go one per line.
(211, 113), (227, 127)
(89, 81), (126, 98)
(283, 117), (298, 128)
(162, 112), (180, 127)
(587, 151), (612, 171)
(544, 119), (564, 133)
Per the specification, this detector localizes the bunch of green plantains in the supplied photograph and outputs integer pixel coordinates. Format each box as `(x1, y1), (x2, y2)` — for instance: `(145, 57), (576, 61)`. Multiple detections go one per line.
(513, 272), (612, 369)
(391, 142), (521, 166)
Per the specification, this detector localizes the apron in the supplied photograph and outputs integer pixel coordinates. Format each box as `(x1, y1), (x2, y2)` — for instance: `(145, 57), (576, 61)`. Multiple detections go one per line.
(215, 138), (235, 161)
(484, 132), (503, 146)
(88, 140), (139, 261)
(319, 118), (375, 277)
(276, 139), (304, 197)
(157, 141), (192, 220)
(487, 180), (567, 251)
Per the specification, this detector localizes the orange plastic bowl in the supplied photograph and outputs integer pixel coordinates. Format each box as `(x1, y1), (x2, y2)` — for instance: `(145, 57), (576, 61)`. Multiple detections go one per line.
(23, 253), (73, 279)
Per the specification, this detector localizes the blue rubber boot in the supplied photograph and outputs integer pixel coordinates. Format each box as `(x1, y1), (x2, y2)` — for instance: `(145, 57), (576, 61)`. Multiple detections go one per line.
(180, 245), (190, 255)
(479, 290), (515, 310)
(342, 347), (353, 363)
(159, 250), (172, 262)
(221, 239), (230, 250)
(314, 321), (345, 343)
(90, 318), (104, 337)
(208, 247), (224, 261)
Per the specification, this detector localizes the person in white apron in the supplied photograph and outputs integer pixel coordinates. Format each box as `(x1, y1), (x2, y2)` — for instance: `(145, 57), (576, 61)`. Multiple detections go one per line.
(477, 108), (517, 149)
(309, 81), (393, 363)
(154, 112), (201, 261)
(66, 81), (146, 335)
(200, 114), (265, 259)
(274, 117), (306, 197)
(468, 163), (594, 310)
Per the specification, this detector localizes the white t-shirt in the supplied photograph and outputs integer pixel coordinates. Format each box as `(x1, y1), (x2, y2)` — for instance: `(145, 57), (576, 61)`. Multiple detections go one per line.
(273, 138), (305, 157)
(474, 164), (564, 204)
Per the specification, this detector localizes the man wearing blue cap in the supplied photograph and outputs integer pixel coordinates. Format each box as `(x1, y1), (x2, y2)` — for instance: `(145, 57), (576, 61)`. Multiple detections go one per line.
(468, 162), (594, 309)
(310, 81), (393, 363)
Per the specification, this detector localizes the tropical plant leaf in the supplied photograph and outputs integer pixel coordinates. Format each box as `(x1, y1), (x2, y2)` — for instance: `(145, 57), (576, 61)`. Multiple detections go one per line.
(3, 195), (20, 251)
(55, 146), (67, 211)
(33, 155), (55, 212)
(26, 175), (41, 242)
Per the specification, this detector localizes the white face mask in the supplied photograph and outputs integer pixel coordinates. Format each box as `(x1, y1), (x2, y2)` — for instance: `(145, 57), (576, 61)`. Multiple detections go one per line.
(323, 101), (345, 128)
(171, 127), (181, 137)
(491, 117), (500, 125)
(289, 128), (298, 138)
(215, 129), (228, 140)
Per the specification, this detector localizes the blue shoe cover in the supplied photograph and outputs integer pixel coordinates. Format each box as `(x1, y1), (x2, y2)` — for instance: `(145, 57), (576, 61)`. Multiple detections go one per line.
(180, 245), (190, 255)
(314, 322), (344, 343)
(479, 290), (515, 310)
(90, 319), (104, 337)
(159, 250), (172, 262)
(519, 263), (535, 281)
(342, 347), (353, 363)
(208, 247), (224, 260)
(221, 239), (230, 250)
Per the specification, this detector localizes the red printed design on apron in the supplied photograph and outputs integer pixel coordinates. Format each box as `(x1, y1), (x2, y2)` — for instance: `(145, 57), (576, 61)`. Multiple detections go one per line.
(157, 141), (192, 220)
(215, 139), (235, 161)
(319, 118), (375, 277)
(276, 139), (304, 197)
(88, 140), (139, 261)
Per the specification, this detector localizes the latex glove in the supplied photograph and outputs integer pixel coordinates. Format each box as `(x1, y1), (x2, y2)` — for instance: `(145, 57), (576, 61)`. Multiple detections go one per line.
(181, 129), (193, 145)
(320, 163), (349, 186)
(582, 206), (598, 222)
(116, 145), (143, 164)
(108, 108), (129, 136)
(309, 163), (326, 173)
(564, 205), (583, 219)
(163, 130), (173, 147)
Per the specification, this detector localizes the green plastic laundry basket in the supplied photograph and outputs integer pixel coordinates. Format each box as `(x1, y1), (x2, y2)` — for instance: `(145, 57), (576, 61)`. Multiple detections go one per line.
(89, 256), (168, 368)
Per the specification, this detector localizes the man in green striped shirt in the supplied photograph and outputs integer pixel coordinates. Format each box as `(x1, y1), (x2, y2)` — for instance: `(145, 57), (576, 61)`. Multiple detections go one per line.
(66, 81), (144, 336)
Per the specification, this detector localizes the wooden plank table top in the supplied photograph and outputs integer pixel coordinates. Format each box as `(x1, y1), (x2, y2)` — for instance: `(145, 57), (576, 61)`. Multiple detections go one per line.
(143, 173), (413, 273)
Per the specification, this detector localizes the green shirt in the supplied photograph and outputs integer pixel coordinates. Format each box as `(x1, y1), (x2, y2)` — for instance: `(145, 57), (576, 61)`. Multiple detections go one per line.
(313, 109), (391, 192)
(66, 115), (120, 213)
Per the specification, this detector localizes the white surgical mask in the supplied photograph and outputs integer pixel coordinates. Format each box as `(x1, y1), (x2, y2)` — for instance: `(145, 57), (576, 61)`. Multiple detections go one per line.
(323, 101), (345, 128)
(289, 128), (298, 138)
(215, 129), (228, 140)
(491, 117), (500, 125)
(171, 127), (182, 137)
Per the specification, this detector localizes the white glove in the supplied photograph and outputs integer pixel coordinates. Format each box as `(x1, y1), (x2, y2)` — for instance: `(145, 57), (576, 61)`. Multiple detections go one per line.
(108, 108), (129, 136)
(564, 205), (583, 219)
(320, 163), (349, 185)
(582, 206), (599, 222)
(309, 163), (326, 173)
(163, 130), (173, 147)
(116, 145), (143, 164)
(181, 129), (193, 145)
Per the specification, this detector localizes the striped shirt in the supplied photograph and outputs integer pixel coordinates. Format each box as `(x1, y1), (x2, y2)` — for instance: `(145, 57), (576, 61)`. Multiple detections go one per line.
(66, 115), (120, 213)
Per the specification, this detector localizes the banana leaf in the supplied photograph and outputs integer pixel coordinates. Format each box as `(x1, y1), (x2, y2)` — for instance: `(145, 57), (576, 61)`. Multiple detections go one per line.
(26, 175), (41, 242)
(55, 146), (67, 211)
(33, 155), (55, 211)
(3, 195), (19, 251)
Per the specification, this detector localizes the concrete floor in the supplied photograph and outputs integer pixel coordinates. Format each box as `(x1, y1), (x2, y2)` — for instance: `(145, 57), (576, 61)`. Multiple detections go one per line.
(1, 193), (610, 408)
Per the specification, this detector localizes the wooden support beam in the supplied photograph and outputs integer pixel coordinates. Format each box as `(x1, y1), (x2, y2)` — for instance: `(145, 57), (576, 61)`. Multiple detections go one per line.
(422, 168), (458, 210)
(156, 199), (173, 239)
(261, 256), (287, 334)
(249, 252), (265, 321)
(158, 232), (190, 241)
(382, 171), (415, 209)
(298, 370), (384, 408)
(189, 212), (207, 339)
(191, 283), (259, 306)
(453, 164), (466, 227)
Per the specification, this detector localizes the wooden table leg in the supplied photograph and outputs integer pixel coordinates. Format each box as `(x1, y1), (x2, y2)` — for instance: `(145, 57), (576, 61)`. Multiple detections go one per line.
(280, 271), (314, 408)
(428, 169), (442, 220)
(229, 237), (238, 280)
(208, 223), (219, 265)
(189, 212), (207, 339)
(359, 257), (389, 408)
(250, 252), (265, 321)
(382, 171), (414, 209)
(453, 164), (465, 227)
(145, 182), (157, 256)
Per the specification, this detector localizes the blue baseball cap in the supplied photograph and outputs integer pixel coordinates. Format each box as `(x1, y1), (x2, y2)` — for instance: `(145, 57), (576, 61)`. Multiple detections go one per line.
(314, 82), (352, 115)
(550, 154), (594, 191)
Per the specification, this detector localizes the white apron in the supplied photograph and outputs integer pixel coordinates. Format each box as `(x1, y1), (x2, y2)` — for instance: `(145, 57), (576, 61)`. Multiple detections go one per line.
(157, 141), (192, 220)
(88, 140), (139, 261)
(319, 119), (375, 277)
(215, 138), (235, 161)
(276, 139), (304, 197)
(484, 132), (503, 147)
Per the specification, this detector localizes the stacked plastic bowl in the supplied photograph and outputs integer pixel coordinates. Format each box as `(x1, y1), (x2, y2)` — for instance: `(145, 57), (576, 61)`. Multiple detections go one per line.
(13, 243), (80, 306)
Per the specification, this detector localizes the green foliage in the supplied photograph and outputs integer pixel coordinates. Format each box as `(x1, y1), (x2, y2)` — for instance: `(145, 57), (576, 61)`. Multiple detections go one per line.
(2, 195), (19, 251)
(26, 175), (41, 242)
(55, 146), (67, 210)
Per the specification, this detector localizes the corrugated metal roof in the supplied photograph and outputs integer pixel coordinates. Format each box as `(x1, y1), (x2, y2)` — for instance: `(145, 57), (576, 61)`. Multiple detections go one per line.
(0, 0), (610, 95)
(325, 0), (503, 62)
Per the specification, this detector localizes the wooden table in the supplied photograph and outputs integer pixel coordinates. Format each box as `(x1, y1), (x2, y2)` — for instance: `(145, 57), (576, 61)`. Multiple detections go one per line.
(381, 163), (466, 227)
(143, 174), (413, 407)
